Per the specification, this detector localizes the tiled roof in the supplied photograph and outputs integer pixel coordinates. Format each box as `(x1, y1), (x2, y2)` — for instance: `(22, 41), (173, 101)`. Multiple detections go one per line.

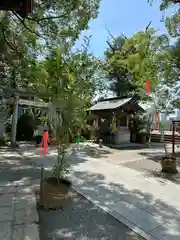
(90, 97), (132, 111)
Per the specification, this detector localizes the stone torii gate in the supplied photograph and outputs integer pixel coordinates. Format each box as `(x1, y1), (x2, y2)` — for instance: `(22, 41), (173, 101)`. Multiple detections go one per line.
(11, 98), (49, 147)
(0, 85), (51, 147)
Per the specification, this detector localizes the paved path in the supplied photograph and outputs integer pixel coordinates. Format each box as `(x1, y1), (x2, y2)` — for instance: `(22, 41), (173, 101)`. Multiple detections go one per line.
(0, 148), (39, 240)
(19, 143), (180, 240)
(39, 189), (144, 240)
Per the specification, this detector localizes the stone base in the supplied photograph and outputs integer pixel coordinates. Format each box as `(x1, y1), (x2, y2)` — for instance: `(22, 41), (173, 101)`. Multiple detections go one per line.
(40, 178), (72, 210)
(0, 138), (5, 146)
(10, 142), (19, 149)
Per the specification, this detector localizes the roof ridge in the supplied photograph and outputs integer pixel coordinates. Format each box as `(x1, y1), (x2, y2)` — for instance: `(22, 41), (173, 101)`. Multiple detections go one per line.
(100, 95), (130, 102)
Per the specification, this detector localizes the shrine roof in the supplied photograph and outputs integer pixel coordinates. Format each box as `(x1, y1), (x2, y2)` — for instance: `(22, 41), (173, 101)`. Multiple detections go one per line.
(90, 95), (144, 112)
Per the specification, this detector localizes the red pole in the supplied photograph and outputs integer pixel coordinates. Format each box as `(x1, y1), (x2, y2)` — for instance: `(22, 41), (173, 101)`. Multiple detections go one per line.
(172, 121), (175, 155)
(155, 112), (158, 130)
(43, 131), (48, 156)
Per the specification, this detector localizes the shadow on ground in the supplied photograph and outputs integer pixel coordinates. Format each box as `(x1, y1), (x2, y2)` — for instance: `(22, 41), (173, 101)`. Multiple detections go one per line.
(106, 144), (149, 151)
(18, 143), (180, 240)
(38, 189), (144, 240)
(69, 170), (180, 239)
(0, 147), (51, 184)
(0, 147), (44, 239)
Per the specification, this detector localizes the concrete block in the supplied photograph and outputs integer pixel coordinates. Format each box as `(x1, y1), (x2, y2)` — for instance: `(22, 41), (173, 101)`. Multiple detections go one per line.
(0, 221), (11, 240)
(0, 206), (13, 221)
(13, 223), (39, 240)
(0, 194), (13, 207)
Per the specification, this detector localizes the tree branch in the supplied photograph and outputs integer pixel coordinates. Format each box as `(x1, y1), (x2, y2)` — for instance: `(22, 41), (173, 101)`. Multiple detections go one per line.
(146, 21), (152, 32)
(13, 11), (47, 42)
(13, 12), (40, 37)
(26, 13), (69, 23)
(121, 33), (128, 39)
(0, 23), (22, 57)
(106, 40), (115, 53)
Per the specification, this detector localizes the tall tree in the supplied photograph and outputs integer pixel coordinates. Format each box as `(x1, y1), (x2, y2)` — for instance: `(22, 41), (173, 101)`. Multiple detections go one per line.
(0, 0), (101, 93)
(104, 27), (170, 97)
(148, 0), (179, 37)
(104, 36), (136, 97)
(27, 36), (103, 104)
(165, 38), (180, 108)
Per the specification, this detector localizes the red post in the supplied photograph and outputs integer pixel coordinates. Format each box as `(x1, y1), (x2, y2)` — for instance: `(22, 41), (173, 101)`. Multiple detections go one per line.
(172, 121), (175, 155)
(43, 131), (48, 156)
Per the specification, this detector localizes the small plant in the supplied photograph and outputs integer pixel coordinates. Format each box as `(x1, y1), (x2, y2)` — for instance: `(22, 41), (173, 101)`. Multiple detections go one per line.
(48, 102), (71, 183)
(133, 113), (150, 143)
(52, 144), (70, 183)
(46, 50), (94, 185)
(48, 96), (88, 184)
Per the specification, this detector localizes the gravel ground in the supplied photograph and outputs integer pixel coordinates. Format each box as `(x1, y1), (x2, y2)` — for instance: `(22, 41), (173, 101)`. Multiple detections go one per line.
(38, 189), (144, 240)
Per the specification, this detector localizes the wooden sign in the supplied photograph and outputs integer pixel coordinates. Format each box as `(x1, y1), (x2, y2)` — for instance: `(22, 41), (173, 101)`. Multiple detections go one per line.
(19, 99), (49, 108)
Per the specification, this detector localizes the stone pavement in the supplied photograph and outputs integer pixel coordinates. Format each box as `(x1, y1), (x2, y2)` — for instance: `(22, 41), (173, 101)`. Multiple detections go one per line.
(19, 143), (180, 240)
(39, 189), (144, 240)
(0, 148), (39, 240)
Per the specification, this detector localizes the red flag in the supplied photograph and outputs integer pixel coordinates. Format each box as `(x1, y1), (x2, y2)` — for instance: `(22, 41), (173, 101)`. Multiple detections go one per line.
(146, 80), (150, 93)
(43, 131), (48, 156)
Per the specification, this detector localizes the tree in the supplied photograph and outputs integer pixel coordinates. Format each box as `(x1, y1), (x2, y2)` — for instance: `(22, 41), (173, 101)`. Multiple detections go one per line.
(147, 0), (180, 108)
(0, 0), (101, 93)
(164, 38), (180, 108)
(148, 0), (180, 37)
(104, 36), (136, 97)
(1, 0), (100, 53)
(104, 27), (170, 97)
(28, 36), (103, 102)
(45, 46), (101, 183)
(0, 1), (101, 146)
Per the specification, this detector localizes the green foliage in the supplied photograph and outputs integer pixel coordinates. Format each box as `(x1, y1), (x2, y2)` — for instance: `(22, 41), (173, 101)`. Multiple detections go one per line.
(134, 113), (151, 135)
(104, 36), (136, 96)
(104, 28), (169, 97)
(45, 46), (101, 180)
(25, 36), (103, 101)
(165, 9), (180, 37)
(0, 0), (101, 95)
(158, 38), (180, 109)
(148, 0), (180, 37)
(0, 0), (100, 54)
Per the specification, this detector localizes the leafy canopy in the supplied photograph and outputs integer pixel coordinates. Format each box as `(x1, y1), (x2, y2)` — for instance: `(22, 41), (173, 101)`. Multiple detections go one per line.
(104, 27), (170, 97)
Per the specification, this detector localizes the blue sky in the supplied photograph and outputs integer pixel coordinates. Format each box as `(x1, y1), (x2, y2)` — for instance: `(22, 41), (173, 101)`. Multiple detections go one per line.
(74, 0), (176, 58)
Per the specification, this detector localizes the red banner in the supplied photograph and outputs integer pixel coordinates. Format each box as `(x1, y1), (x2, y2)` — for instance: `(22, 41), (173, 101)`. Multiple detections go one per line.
(146, 80), (150, 93)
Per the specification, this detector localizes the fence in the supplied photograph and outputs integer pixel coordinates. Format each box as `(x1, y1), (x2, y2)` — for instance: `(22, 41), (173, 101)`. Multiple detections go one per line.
(150, 120), (180, 155)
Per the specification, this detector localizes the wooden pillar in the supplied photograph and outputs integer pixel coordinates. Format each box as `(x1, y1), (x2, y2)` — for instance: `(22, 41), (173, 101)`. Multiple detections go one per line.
(11, 95), (19, 148)
(0, 110), (5, 145)
(95, 115), (99, 129)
